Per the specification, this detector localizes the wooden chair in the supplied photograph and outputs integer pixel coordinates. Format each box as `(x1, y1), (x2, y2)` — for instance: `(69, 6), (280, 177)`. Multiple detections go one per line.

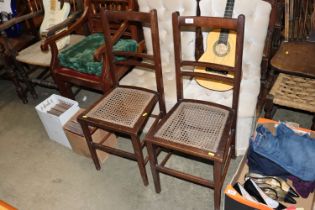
(145, 13), (245, 210)
(0, 0), (44, 103)
(42, 0), (141, 100)
(0, 0), (83, 103)
(77, 9), (166, 186)
(264, 0), (315, 130)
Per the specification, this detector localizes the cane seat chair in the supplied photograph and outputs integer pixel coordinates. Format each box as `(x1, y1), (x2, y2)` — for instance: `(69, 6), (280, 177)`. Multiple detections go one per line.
(42, 0), (142, 99)
(145, 13), (245, 210)
(77, 9), (166, 186)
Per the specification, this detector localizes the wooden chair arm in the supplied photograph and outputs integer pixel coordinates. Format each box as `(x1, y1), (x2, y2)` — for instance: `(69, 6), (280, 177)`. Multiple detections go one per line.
(93, 20), (129, 61)
(0, 10), (43, 32)
(41, 7), (89, 51)
(94, 44), (106, 61)
(40, 10), (82, 38)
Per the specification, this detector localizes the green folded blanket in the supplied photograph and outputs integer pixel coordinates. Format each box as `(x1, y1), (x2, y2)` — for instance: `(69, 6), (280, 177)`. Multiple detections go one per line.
(58, 33), (137, 76)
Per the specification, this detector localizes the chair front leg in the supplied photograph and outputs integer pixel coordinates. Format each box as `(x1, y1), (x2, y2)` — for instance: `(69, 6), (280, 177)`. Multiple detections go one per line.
(146, 141), (161, 193)
(55, 77), (75, 99)
(15, 61), (38, 99)
(5, 65), (28, 103)
(213, 161), (223, 210)
(80, 120), (101, 170)
(131, 134), (149, 186)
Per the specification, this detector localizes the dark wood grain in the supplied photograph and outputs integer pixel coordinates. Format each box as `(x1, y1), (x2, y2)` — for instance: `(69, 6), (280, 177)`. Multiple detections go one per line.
(271, 42), (315, 78)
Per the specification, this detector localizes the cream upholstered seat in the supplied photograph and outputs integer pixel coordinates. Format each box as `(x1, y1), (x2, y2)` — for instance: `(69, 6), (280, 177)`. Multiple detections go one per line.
(120, 0), (273, 155)
(16, 35), (84, 67)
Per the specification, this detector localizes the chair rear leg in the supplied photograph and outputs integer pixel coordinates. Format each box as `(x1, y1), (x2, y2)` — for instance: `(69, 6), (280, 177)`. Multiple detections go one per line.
(264, 94), (275, 119)
(146, 142), (161, 193)
(213, 161), (223, 210)
(131, 135), (149, 186)
(312, 114), (315, 131)
(231, 129), (236, 159)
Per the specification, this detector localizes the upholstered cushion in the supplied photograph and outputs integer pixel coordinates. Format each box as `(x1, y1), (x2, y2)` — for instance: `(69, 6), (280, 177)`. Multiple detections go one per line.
(58, 33), (137, 76)
(16, 34), (85, 67)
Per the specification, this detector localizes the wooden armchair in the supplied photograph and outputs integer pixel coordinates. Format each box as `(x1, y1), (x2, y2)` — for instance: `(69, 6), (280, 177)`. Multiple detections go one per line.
(0, 0), (43, 103)
(0, 0), (83, 103)
(42, 0), (142, 99)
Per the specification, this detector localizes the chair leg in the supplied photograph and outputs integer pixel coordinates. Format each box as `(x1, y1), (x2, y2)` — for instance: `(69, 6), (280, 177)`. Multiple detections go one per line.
(15, 61), (38, 99)
(311, 114), (315, 131)
(131, 134), (148, 186)
(6, 66), (28, 103)
(146, 142), (161, 193)
(55, 78), (75, 99)
(213, 161), (223, 210)
(231, 129), (236, 159)
(264, 94), (275, 119)
(80, 120), (101, 170)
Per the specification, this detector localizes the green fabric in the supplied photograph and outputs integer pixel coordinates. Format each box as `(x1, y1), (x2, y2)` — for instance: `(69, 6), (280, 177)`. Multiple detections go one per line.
(58, 33), (137, 76)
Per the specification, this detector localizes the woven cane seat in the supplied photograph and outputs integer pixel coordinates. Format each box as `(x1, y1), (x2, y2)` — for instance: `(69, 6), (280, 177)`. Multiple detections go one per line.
(86, 87), (155, 128)
(270, 73), (315, 113)
(154, 102), (229, 153)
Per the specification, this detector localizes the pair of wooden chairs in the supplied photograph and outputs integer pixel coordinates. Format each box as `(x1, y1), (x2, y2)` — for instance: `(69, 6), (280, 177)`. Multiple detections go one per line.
(77, 8), (245, 210)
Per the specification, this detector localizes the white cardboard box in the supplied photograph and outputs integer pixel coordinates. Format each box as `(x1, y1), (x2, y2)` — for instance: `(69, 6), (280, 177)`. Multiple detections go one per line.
(35, 94), (80, 149)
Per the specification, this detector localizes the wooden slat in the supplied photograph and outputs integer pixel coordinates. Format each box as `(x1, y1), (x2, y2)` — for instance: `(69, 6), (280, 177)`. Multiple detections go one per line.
(160, 152), (172, 167)
(92, 142), (137, 161)
(156, 165), (214, 188)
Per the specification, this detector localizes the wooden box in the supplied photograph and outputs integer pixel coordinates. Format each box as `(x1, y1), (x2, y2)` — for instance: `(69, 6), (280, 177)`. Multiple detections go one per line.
(64, 109), (117, 163)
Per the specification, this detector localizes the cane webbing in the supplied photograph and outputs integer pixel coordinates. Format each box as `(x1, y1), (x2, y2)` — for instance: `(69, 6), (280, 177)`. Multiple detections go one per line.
(86, 87), (155, 127)
(154, 102), (229, 153)
(270, 73), (315, 113)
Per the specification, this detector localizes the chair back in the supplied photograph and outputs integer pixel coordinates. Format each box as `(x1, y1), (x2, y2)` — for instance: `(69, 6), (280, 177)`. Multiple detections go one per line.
(26, 0), (43, 13)
(87, 0), (138, 35)
(100, 9), (166, 114)
(284, 0), (315, 41)
(172, 12), (245, 119)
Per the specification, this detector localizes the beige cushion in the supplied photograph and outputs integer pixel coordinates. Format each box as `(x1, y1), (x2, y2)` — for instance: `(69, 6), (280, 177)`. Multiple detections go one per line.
(16, 34), (85, 67)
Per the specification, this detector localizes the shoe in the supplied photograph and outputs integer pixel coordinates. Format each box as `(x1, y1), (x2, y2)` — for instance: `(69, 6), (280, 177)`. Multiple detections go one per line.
(233, 183), (257, 202)
(244, 178), (287, 209)
(246, 172), (299, 198)
(258, 183), (296, 204)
